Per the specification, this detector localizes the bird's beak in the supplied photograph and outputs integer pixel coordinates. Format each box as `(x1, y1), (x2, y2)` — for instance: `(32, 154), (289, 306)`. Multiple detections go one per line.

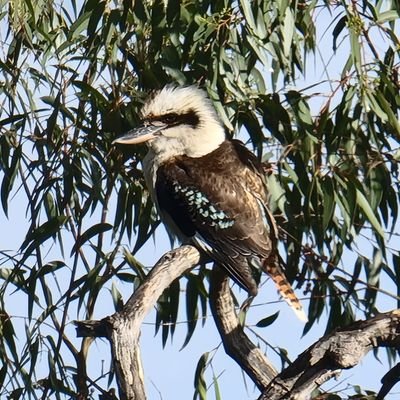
(112, 122), (167, 145)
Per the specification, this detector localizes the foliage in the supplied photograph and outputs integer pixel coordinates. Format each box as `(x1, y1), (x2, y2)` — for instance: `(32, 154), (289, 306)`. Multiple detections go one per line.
(0, 0), (399, 398)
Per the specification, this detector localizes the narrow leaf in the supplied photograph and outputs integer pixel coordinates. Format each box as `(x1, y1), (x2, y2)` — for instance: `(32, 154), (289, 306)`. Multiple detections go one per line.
(356, 189), (385, 238)
(20, 216), (69, 257)
(256, 311), (280, 328)
(193, 352), (209, 400)
(71, 223), (113, 255)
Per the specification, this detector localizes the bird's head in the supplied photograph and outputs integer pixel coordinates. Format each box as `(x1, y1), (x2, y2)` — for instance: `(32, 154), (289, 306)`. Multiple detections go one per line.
(113, 85), (226, 158)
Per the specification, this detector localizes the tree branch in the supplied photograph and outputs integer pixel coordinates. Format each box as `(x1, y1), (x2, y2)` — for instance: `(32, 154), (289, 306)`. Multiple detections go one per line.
(258, 309), (400, 400)
(76, 245), (201, 400)
(209, 266), (277, 390)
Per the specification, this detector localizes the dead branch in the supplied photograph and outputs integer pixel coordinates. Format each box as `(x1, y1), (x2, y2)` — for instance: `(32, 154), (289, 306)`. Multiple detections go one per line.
(75, 245), (201, 400)
(209, 266), (277, 390)
(258, 309), (400, 400)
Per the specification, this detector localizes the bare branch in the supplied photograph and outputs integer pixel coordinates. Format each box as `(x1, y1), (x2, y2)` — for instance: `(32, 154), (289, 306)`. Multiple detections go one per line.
(258, 309), (400, 400)
(76, 245), (201, 400)
(209, 266), (277, 390)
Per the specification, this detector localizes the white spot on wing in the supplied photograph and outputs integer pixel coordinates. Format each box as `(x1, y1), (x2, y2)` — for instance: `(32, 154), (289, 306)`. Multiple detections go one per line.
(192, 233), (214, 253)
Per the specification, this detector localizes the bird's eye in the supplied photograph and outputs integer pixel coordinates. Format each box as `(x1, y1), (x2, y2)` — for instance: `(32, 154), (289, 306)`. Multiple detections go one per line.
(162, 114), (178, 124)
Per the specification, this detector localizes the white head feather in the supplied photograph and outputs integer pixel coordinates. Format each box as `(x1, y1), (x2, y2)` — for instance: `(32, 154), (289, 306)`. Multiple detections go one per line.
(140, 85), (226, 160)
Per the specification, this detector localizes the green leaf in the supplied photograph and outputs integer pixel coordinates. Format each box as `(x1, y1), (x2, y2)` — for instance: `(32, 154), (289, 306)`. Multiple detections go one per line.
(20, 216), (69, 261)
(168, 278), (180, 338)
(322, 177), (335, 231)
(349, 29), (361, 74)
(246, 35), (270, 68)
(0, 312), (17, 361)
(332, 16), (347, 51)
(374, 91), (400, 134)
(166, 0), (180, 26)
(303, 283), (326, 335)
(36, 261), (66, 278)
(256, 311), (280, 328)
(28, 337), (40, 379)
(0, 366), (7, 388)
(111, 282), (124, 311)
(122, 248), (146, 282)
(193, 352), (209, 400)
(181, 275), (199, 349)
(282, 9), (294, 58)
(68, 11), (91, 39)
(70, 222), (113, 255)
(376, 10), (399, 23)
(356, 188), (385, 238)
(132, 196), (157, 253)
(393, 254), (400, 309)
(73, 80), (109, 108)
(364, 248), (383, 308)
(240, 0), (256, 33)
(368, 168), (383, 213)
(87, 0), (106, 38)
(266, 174), (287, 215)
(212, 372), (222, 400)
(1, 145), (21, 216)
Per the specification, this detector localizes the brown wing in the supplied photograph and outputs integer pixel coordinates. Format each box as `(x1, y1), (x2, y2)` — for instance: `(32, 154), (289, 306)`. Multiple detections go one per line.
(156, 140), (273, 293)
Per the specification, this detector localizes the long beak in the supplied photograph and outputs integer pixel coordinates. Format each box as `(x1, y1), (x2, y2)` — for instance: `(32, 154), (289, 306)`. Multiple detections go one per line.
(112, 122), (167, 145)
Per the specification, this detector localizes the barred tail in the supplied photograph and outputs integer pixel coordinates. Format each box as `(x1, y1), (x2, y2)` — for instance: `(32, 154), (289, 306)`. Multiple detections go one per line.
(263, 259), (308, 322)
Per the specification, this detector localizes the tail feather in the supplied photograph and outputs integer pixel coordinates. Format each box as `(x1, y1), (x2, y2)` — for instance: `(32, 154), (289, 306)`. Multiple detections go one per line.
(263, 259), (308, 322)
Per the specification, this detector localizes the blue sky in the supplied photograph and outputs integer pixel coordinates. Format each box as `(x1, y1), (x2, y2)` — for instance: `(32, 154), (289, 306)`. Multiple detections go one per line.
(1, 2), (400, 399)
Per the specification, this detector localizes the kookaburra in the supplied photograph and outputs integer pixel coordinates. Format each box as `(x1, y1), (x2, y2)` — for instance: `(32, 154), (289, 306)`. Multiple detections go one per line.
(114, 85), (306, 321)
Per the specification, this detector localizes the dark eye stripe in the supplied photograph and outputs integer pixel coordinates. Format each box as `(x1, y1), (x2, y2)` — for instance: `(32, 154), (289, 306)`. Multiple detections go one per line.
(147, 109), (200, 128)
(161, 113), (179, 124)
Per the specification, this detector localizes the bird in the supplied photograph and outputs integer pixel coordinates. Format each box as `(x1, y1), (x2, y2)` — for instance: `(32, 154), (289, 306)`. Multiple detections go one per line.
(113, 85), (307, 321)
